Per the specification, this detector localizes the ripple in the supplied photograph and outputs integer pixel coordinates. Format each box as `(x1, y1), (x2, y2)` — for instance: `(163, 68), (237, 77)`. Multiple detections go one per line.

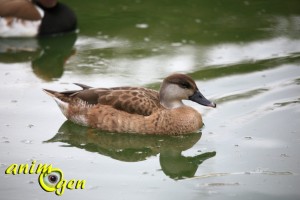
(274, 98), (300, 107)
(188, 170), (294, 180)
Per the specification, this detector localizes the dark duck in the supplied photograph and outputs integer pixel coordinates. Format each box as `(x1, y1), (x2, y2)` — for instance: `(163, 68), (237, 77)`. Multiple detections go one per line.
(0, 0), (77, 37)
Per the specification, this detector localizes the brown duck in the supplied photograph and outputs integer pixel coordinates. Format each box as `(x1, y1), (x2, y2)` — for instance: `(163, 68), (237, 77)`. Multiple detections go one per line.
(43, 74), (216, 135)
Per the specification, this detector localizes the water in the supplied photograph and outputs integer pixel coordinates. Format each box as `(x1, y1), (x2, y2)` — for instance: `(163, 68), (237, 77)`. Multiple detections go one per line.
(0, 0), (300, 199)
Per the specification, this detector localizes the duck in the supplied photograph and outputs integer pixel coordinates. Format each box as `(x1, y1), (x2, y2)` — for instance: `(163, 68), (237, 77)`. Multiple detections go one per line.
(43, 74), (216, 135)
(0, 0), (77, 37)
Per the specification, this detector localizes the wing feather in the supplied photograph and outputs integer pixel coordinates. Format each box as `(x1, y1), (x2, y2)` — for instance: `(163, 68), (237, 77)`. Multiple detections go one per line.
(73, 87), (161, 116)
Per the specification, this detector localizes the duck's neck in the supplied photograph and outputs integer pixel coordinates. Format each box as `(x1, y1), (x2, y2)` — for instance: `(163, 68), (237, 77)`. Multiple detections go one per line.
(160, 99), (184, 109)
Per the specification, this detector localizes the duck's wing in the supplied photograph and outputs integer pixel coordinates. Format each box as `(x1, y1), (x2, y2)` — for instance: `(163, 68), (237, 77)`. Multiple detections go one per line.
(0, 0), (42, 20)
(73, 87), (161, 116)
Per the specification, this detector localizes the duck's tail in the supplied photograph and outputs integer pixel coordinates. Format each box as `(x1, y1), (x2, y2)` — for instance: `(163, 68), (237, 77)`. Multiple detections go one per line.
(43, 89), (58, 97)
(43, 88), (71, 118)
(43, 83), (92, 98)
(73, 83), (92, 90)
(43, 87), (92, 127)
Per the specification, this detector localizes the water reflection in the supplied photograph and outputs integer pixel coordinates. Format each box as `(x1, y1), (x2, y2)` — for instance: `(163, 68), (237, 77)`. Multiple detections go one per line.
(0, 33), (77, 81)
(45, 121), (216, 180)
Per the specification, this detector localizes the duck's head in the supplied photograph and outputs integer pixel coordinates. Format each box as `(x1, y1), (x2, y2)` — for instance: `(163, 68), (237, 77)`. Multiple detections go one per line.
(159, 74), (216, 109)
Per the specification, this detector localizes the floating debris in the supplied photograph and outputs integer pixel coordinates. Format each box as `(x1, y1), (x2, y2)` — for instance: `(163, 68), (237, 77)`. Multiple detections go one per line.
(171, 42), (182, 47)
(244, 1), (250, 6)
(195, 19), (202, 24)
(0, 163), (7, 167)
(135, 23), (149, 29)
(20, 139), (33, 144)
(280, 153), (289, 157)
(87, 186), (101, 190)
(1, 136), (10, 143)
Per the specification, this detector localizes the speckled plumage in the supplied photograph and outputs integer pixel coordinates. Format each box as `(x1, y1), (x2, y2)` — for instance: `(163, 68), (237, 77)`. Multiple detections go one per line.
(44, 74), (216, 135)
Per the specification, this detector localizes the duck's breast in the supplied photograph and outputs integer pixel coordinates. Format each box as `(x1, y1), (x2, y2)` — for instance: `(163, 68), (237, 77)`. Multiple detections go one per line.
(143, 106), (203, 135)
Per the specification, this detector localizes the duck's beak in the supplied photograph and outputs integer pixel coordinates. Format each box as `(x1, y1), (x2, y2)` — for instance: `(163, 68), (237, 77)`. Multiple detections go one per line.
(189, 90), (216, 108)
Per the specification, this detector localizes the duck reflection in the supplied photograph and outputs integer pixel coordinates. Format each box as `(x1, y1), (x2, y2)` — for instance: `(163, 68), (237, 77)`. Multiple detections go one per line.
(45, 121), (216, 180)
(0, 33), (77, 81)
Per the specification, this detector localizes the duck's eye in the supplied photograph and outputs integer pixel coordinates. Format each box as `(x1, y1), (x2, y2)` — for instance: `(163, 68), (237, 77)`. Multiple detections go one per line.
(179, 82), (191, 89)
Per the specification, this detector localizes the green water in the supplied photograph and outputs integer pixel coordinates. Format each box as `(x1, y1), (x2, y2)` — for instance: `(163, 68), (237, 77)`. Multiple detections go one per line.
(0, 0), (300, 199)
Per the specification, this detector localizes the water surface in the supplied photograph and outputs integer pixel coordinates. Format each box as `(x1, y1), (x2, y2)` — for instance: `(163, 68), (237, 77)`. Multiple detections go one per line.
(0, 1), (300, 199)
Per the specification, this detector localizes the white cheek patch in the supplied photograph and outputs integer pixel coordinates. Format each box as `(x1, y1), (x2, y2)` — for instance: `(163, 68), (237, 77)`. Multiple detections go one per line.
(160, 84), (187, 109)
(166, 84), (188, 99)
